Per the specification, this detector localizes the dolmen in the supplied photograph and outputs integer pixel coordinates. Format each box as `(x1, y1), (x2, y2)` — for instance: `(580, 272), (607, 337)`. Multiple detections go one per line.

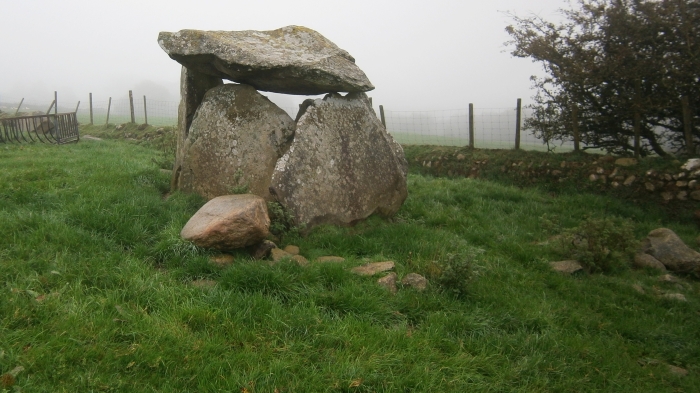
(158, 26), (408, 243)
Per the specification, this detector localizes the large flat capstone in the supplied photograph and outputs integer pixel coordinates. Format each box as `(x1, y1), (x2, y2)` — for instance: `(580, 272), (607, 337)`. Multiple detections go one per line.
(175, 83), (296, 200)
(270, 92), (408, 229)
(158, 26), (374, 95)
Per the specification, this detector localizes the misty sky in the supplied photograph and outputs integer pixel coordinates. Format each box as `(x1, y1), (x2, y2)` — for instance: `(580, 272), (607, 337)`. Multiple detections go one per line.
(0, 0), (567, 111)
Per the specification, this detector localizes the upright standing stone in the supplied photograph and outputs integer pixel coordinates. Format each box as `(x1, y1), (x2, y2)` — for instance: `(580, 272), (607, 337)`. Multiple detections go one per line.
(177, 84), (296, 200)
(171, 67), (222, 191)
(270, 92), (408, 229)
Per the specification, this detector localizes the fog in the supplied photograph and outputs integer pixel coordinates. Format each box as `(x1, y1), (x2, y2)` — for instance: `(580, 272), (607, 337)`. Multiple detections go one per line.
(0, 0), (566, 112)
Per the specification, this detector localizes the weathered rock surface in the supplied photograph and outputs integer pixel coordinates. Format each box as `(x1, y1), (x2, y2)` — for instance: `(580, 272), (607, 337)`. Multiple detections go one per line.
(639, 228), (700, 275)
(351, 261), (395, 276)
(171, 67), (223, 191)
(176, 84), (296, 200)
(378, 273), (398, 294)
(550, 260), (584, 274)
(633, 253), (666, 272)
(283, 245), (300, 255)
(158, 26), (374, 95)
(401, 273), (428, 291)
(270, 248), (292, 262)
(248, 240), (277, 260)
(270, 92), (408, 229)
(181, 194), (270, 250)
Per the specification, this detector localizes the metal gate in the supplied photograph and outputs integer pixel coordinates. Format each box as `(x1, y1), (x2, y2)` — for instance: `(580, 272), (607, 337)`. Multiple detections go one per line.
(0, 112), (80, 144)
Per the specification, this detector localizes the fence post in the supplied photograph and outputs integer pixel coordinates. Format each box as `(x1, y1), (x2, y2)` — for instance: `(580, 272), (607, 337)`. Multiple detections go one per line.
(515, 98), (522, 150)
(143, 95), (148, 125)
(129, 90), (135, 123)
(468, 103), (474, 149)
(682, 96), (694, 156)
(572, 104), (580, 152)
(106, 97), (112, 125)
(75, 101), (80, 113)
(379, 105), (386, 129)
(89, 93), (93, 125)
(46, 100), (55, 115)
(14, 98), (24, 116)
(54, 91), (58, 116)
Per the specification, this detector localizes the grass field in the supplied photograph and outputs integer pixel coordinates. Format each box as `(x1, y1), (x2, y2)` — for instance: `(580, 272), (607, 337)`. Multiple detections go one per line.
(1, 139), (699, 392)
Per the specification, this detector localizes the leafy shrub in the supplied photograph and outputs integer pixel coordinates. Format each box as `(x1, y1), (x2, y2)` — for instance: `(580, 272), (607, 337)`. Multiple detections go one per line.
(557, 216), (637, 273)
(434, 251), (475, 297)
(267, 201), (302, 240)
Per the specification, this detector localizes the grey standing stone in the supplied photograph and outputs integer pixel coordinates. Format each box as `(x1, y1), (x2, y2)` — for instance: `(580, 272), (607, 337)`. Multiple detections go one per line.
(158, 26), (374, 95)
(177, 84), (295, 200)
(270, 92), (408, 229)
(172, 67), (223, 191)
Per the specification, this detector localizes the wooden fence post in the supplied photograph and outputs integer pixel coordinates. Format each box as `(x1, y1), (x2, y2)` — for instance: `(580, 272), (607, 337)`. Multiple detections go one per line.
(45, 100), (55, 115)
(54, 91), (58, 116)
(143, 95), (148, 125)
(106, 97), (112, 125)
(515, 98), (522, 150)
(682, 96), (694, 156)
(75, 101), (80, 113)
(379, 105), (386, 129)
(14, 98), (24, 116)
(89, 93), (93, 125)
(468, 103), (474, 149)
(129, 90), (135, 123)
(572, 104), (580, 152)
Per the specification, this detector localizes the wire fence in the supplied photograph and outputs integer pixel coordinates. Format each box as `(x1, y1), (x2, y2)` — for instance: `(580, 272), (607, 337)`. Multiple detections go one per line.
(1, 95), (577, 151)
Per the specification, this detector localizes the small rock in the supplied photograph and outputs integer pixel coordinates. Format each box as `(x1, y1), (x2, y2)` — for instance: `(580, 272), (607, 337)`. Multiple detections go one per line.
(677, 191), (688, 201)
(316, 256), (345, 263)
(283, 245), (300, 255)
(661, 192), (674, 201)
(209, 254), (235, 268)
(596, 167), (605, 174)
(658, 274), (681, 283)
(681, 158), (700, 172)
(641, 228), (700, 274)
(633, 253), (666, 272)
(401, 273), (428, 291)
(351, 261), (395, 276)
(645, 182), (656, 192)
(456, 154), (465, 161)
(663, 173), (673, 181)
(116, 124), (125, 131)
(688, 180), (698, 189)
(589, 174), (599, 182)
(676, 180), (688, 188)
(271, 248), (292, 262)
(610, 168), (619, 177)
(661, 293), (687, 302)
(623, 175), (636, 186)
(248, 240), (277, 260)
(668, 365), (689, 377)
(377, 272), (398, 294)
(632, 284), (645, 294)
(690, 190), (700, 201)
(550, 260), (584, 274)
(674, 172), (686, 180)
(611, 181), (620, 188)
(292, 255), (309, 267)
(615, 157), (638, 167)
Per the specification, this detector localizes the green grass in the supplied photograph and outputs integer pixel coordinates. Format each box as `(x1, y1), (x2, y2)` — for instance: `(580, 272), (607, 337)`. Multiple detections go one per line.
(1, 140), (699, 392)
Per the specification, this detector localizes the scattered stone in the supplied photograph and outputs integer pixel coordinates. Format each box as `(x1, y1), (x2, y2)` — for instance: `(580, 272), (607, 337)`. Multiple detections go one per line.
(645, 182), (656, 192)
(668, 365), (689, 377)
(690, 190), (700, 201)
(174, 84), (296, 200)
(270, 92), (408, 229)
(550, 260), (584, 274)
(316, 256), (345, 263)
(270, 248), (293, 262)
(633, 253), (666, 272)
(81, 134), (102, 141)
(283, 245), (300, 255)
(611, 181), (620, 188)
(681, 158), (700, 172)
(658, 274), (681, 283)
(158, 26), (374, 95)
(292, 255), (309, 267)
(623, 175), (636, 186)
(589, 174), (599, 182)
(377, 272), (398, 294)
(660, 293), (687, 302)
(661, 192), (674, 202)
(181, 194), (270, 251)
(663, 173), (673, 181)
(596, 167), (605, 174)
(677, 191), (688, 201)
(639, 228), (700, 274)
(190, 279), (217, 288)
(350, 261), (395, 276)
(688, 180), (698, 189)
(401, 273), (428, 291)
(615, 157), (638, 167)
(456, 154), (466, 161)
(676, 180), (688, 188)
(209, 254), (235, 268)
(248, 240), (277, 260)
